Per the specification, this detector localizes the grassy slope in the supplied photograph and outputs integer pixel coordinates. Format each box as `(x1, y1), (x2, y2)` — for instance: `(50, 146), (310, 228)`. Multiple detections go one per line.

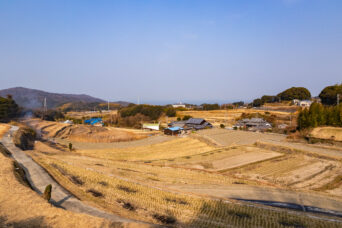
(0, 153), (119, 228)
(311, 127), (342, 141)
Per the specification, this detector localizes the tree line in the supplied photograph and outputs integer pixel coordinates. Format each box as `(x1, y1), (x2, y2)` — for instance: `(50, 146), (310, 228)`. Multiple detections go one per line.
(0, 95), (20, 122)
(252, 84), (342, 107)
(252, 87), (311, 107)
(297, 102), (342, 129)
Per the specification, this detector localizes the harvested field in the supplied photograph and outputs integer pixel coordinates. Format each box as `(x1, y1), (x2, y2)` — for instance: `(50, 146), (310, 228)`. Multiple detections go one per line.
(25, 119), (146, 143)
(176, 108), (294, 127)
(196, 128), (286, 146)
(28, 150), (342, 227)
(226, 152), (342, 196)
(76, 137), (215, 161)
(311, 127), (342, 141)
(152, 146), (283, 171)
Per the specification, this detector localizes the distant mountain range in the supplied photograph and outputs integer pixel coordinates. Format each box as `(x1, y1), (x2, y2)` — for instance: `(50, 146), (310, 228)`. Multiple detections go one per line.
(0, 87), (128, 109)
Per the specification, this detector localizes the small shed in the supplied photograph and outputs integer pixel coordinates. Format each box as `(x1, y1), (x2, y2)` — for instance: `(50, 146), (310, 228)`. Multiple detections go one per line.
(164, 127), (183, 136)
(142, 123), (160, 131)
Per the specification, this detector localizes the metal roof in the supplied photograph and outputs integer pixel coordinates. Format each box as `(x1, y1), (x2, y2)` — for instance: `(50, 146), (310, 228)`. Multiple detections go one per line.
(186, 118), (205, 125)
(167, 127), (183, 131)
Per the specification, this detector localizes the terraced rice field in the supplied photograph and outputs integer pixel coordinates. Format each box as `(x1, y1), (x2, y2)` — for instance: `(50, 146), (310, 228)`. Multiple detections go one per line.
(152, 146), (283, 171)
(25, 119), (145, 143)
(28, 144), (342, 227)
(226, 153), (342, 195)
(76, 137), (215, 161)
(195, 128), (286, 146)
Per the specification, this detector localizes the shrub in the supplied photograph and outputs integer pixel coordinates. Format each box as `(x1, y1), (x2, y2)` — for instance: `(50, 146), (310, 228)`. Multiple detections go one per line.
(182, 115), (192, 121)
(87, 189), (103, 197)
(69, 175), (84, 186)
(68, 143), (73, 151)
(220, 124), (225, 128)
(165, 107), (176, 117)
(13, 127), (36, 150)
(116, 185), (137, 193)
(252, 98), (263, 107)
(43, 184), (52, 201)
(153, 213), (176, 224)
(98, 181), (108, 186)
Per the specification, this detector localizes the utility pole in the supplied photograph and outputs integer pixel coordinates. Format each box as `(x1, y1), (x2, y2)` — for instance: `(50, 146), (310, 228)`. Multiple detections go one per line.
(43, 97), (47, 120)
(338, 94), (340, 106)
(225, 104), (228, 127)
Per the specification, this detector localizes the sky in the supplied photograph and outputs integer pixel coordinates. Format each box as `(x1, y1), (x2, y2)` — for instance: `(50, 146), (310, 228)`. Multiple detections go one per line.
(0, 0), (341, 104)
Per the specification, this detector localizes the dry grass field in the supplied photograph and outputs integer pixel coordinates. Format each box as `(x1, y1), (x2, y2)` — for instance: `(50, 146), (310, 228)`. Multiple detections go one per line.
(0, 149), (140, 228)
(152, 146), (283, 172)
(27, 140), (342, 227)
(25, 119), (146, 143)
(66, 110), (118, 119)
(310, 127), (342, 141)
(76, 137), (215, 161)
(175, 109), (295, 127)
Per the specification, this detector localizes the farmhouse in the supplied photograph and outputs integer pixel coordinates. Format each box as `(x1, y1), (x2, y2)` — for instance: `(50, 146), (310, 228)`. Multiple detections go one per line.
(164, 127), (184, 136)
(234, 118), (271, 131)
(185, 118), (213, 130)
(299, 100), (313, 107)
(292, 99), (313, 107)
(142, 123), (160, 131)
(169, 118), (213, 130)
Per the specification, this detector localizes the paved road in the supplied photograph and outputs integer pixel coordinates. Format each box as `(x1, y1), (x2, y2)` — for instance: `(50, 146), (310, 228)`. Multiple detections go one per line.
(0, 126), (140, 224)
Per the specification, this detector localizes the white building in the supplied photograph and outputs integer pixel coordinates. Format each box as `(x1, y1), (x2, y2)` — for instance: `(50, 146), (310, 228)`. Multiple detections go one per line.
(292, 99), (313, 107)
(172, 102), (186, 108)
(299, 100), (313, 107)
(142, 123), (160, 131)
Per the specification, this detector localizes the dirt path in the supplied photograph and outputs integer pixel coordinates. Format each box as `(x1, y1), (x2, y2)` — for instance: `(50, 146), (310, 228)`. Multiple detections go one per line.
(0, 126), (143, 224)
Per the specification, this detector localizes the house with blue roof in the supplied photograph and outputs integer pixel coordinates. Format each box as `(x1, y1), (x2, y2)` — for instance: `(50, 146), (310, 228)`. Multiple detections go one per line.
(84, 118), (104, 126)
(164, 126), (184, 136)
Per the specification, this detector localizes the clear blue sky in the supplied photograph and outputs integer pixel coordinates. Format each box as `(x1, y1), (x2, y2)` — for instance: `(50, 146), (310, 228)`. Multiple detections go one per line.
(1, 0), (341, 104)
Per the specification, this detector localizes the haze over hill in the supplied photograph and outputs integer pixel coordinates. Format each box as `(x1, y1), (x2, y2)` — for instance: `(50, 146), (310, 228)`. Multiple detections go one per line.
(0, 87), (106, 109)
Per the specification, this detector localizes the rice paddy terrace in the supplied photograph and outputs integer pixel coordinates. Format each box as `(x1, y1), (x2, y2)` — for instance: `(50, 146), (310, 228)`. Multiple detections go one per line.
(16, 120), (342, 227)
